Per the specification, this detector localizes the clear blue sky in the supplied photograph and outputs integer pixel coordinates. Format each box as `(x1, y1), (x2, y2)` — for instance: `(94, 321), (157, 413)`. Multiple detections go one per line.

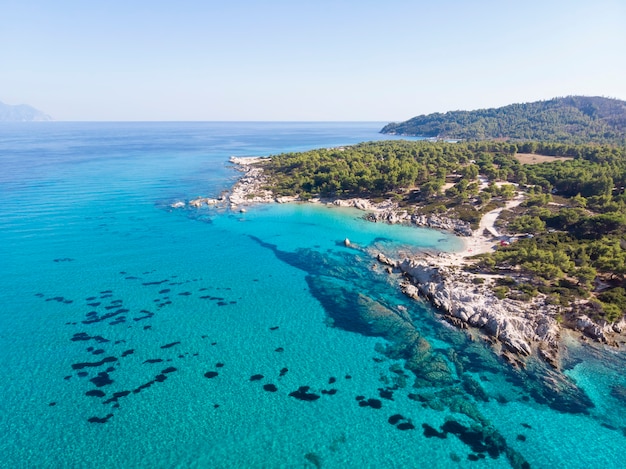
(1, 0), (625, 121)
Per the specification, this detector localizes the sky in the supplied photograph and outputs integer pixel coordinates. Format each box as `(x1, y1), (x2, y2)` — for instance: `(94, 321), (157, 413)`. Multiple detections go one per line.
(1, 0), (625, 121)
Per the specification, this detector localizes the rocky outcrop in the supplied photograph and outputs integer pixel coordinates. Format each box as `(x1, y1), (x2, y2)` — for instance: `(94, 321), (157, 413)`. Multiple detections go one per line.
(228, 166), (274, 205)
(395, 256), (562, 367)
(330, 198), (472, 236)
(188, 197), (221, 208)
(572, 314), (626, 344)
(172, 157), (276, 210)
(366, 211), (473, 237)
(332, 198), (397, 211)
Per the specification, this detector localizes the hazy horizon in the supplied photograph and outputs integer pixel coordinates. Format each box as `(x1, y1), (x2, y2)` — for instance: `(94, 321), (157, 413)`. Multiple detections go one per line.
(2, 0), (625, 121)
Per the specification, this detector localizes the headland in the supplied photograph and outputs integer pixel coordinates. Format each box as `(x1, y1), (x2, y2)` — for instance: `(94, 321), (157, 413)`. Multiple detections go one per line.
(172, 151), (626, 371)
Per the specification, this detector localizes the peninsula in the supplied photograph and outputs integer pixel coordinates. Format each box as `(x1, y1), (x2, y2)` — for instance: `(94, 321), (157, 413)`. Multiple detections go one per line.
(198, 136), (626, 370)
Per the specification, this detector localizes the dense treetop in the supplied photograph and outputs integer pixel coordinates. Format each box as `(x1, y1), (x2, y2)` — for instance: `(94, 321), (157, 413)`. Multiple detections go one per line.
(380, 96), (626, 145)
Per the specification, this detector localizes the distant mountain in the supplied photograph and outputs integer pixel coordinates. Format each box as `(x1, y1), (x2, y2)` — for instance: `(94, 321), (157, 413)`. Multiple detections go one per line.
(381, 96), (626, 145)
(0, 101), (53, 121)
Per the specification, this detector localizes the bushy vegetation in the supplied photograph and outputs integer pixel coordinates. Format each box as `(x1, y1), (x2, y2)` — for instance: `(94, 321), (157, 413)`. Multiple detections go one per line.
(381, 96), (626, 145)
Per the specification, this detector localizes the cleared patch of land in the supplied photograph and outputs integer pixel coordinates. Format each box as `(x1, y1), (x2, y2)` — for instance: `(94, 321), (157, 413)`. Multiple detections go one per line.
(514, 153), (573, 165)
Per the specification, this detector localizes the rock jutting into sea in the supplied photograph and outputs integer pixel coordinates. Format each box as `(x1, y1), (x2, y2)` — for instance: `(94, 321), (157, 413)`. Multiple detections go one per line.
(393, 254), (562, 368)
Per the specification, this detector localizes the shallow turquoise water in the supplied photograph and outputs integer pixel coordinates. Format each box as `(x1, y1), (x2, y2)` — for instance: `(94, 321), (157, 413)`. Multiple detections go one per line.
(1, 122), (625, 468)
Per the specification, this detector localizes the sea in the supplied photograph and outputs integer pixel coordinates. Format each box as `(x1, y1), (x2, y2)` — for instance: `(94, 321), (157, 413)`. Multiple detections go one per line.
(1, 122), (625, 469)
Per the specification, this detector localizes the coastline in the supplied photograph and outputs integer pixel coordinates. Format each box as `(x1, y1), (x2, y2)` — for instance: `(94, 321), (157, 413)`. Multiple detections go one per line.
(176, 155), (626, 369)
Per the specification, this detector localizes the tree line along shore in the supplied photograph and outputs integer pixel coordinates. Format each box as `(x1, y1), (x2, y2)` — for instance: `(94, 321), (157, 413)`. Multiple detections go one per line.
(222, 139), (626, 366)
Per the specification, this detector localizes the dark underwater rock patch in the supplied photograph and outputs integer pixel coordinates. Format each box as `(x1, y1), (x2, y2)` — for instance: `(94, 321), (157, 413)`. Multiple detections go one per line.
(387, 414), (415, 430)
(142, 280), (169, 286)
(263, 384), (278, 392)
(358, 398), (382, 409)
(71, 356), (118, 370)
(279, 367), (288, 377)
(121, 349), (134, 357)
(103, 390), (131, 405)
(46, 296), (71, 303)
(204, 371), (219, 379)
(462, 376), (489, 402)
(289, 386), (320, 401)
(304, 452), (322, 469)
(250, 374), (264, 381)
(143, 358), (163, 364)
(82, 309), (127, 324)
(610, 384), (626, 403)
(71, 332), (110, 343)
(133, 311), (154, 321)
(86, 390), (106, 398)
(432, 419), (510, 460)
(160, 341), (180, 349)
(397, 422), (415, 431)
(422, 423), (447, 439)
(90, 372), (114, 387)
(134, 381), (155, 393)
(88, 414), (113, 424)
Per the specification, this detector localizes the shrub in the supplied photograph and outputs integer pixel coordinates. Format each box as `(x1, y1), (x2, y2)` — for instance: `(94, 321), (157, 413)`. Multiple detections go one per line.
(493, 286), (509, 299)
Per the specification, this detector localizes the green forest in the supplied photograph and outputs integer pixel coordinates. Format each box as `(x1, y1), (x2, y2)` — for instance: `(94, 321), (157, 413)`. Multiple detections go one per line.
(258, 139), (626, 323)
(381, 96), (626, 145)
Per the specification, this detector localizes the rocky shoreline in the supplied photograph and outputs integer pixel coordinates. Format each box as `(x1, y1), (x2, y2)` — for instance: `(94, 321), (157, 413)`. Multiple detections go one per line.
(174, 155), (626, 369)
(380, 253), (562, 368)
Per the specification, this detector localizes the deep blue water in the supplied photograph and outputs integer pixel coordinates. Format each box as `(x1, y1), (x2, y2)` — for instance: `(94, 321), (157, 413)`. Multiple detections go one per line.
(1, 122), (625, 468)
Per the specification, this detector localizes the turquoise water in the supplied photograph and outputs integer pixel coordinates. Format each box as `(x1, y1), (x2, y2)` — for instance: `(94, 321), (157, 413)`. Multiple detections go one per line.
(1, 122), (625, 468)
